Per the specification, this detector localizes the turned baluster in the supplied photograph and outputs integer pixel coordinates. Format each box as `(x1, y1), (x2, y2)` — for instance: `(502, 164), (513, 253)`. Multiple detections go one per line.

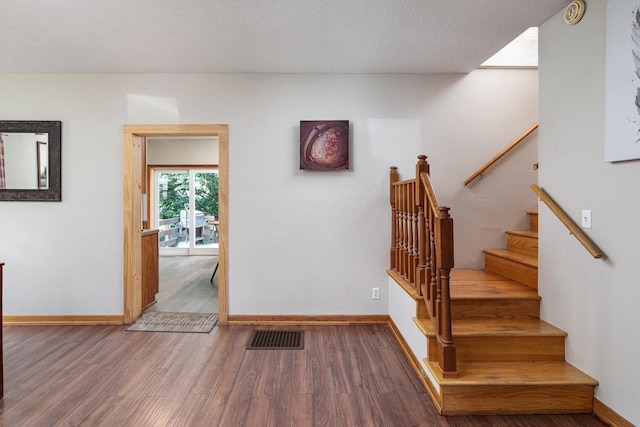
(414, 186), (420, 288)
(416, 205), (426, 297)
(399, 184), (406, 278)
(403, 183), (411, 281)
(407, 181), (415, 286)
(424, 202), (433, 302)
(389, 167), (399, 270)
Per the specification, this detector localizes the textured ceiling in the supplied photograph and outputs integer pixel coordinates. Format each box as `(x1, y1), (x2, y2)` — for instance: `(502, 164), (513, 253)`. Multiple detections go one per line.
(1, 0), (569, 74)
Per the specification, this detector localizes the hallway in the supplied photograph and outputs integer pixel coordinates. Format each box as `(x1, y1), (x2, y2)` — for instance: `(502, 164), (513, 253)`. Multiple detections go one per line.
(144, 255), (218, 314)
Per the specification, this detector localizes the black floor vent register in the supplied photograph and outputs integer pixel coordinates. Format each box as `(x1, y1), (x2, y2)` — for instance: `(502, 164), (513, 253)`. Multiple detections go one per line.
(247, 330), (304, 350)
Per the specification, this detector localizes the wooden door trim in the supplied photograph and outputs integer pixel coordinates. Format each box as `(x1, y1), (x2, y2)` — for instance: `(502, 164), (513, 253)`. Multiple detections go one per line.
(123, 124), (228, 325)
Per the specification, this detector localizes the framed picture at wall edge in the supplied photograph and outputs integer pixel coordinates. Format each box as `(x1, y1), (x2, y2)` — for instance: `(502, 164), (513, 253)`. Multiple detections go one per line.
(300, 120), (349, 170)
(604, 0), (640, 162)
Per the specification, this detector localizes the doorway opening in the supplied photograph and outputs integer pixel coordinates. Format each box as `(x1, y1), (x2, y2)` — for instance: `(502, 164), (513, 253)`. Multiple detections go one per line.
(146, 166), (219, 314)
(122, 124), (228, 325)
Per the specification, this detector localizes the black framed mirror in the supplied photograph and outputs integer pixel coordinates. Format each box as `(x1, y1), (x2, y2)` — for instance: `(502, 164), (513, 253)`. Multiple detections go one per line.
(0, 121), (61, 201)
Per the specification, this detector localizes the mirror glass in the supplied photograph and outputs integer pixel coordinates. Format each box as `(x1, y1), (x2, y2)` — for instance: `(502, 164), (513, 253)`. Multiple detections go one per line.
(0, 121), (61, 201)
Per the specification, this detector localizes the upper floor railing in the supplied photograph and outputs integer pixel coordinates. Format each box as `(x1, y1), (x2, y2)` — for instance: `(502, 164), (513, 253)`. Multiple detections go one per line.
(390, 155), (457, 377)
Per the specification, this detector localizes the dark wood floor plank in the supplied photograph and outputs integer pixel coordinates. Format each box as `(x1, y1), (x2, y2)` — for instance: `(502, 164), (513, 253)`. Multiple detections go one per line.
(216, 344), (264, 426)
(352, 387), (391, 427)
(291, 343), (312, 395)
(331, 359), (363, 395)
(244, 395), (272, 426)
(377, 339), (436, 423)
(252, 349), (280, 397)
(0, 324), (608, 427)
(334, 391), (373, 426)
(311, 365), (338, 426)
(285, 393), (314, 427)
(354, 327), (396, 394)
(171, 390), (228, 427)
(378, 390), (418, 426)
(165, 392), (214, 427)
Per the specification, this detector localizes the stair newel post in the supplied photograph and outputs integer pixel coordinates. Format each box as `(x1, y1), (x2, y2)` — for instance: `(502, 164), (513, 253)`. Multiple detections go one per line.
(415, 156), (429, 297)
(436, 206), (457, 377)
(429, 208), (438, 313)
(424, 210), (432, 300)
(389, 167), (399, 271)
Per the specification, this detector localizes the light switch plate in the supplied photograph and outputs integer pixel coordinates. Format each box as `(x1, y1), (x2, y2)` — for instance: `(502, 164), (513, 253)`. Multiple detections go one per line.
(581, 210), (592, 229)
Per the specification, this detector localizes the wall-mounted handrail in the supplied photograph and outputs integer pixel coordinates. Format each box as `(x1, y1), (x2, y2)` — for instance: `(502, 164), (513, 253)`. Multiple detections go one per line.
(464, 123), (539, 186)
(531, 184), (605, 259)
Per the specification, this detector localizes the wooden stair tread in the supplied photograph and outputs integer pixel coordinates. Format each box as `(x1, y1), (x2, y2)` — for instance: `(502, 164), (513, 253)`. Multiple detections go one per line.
(426, 360), (598, 386)
(505, 229), (538, 238)
(483, 248), (538, 268)
(414, 318), (565, 337)
(452, 319), (566, 336)
(414, 317), (434, 335)
(450, 280), (540, 300)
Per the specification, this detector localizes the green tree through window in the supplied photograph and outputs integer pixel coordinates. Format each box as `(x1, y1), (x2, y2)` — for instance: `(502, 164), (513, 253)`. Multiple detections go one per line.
(195, 172), (219, 219)
(159, 171), (218, 220)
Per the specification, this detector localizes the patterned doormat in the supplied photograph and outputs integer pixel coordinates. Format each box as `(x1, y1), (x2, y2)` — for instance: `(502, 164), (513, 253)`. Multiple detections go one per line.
(126, 312), (219, 333)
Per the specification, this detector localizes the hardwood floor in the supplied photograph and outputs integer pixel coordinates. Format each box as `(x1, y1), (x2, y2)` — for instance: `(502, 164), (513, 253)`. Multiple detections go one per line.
(0, 324), (605, 426)
(144, 255), (218, 314)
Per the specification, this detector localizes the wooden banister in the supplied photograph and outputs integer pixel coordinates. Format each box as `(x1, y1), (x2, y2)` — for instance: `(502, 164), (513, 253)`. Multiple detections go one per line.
(420, 172), (440, 213)
(464, 123), (539, 186)
(390, 156), (457, 377)
(531, 184), (605, 259)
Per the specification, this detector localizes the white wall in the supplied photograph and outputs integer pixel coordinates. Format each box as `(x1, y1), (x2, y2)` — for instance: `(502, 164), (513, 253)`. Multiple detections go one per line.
(539, 1), (640, 424)
(0, 70), (537, 317)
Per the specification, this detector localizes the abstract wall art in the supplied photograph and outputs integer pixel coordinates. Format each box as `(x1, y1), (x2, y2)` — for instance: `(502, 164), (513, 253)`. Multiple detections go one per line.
(605, 0), (640, 162)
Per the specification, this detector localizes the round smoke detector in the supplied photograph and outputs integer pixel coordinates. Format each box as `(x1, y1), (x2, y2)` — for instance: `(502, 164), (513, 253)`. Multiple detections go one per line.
(564, 0), (586, 25)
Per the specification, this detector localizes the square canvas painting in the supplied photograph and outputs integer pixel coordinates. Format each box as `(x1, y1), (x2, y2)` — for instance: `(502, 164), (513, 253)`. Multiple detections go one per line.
(300, 120), (349, 170)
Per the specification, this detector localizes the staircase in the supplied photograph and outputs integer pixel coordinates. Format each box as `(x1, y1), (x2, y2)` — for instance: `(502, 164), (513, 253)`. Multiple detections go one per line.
(414, 211), (598, 415)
